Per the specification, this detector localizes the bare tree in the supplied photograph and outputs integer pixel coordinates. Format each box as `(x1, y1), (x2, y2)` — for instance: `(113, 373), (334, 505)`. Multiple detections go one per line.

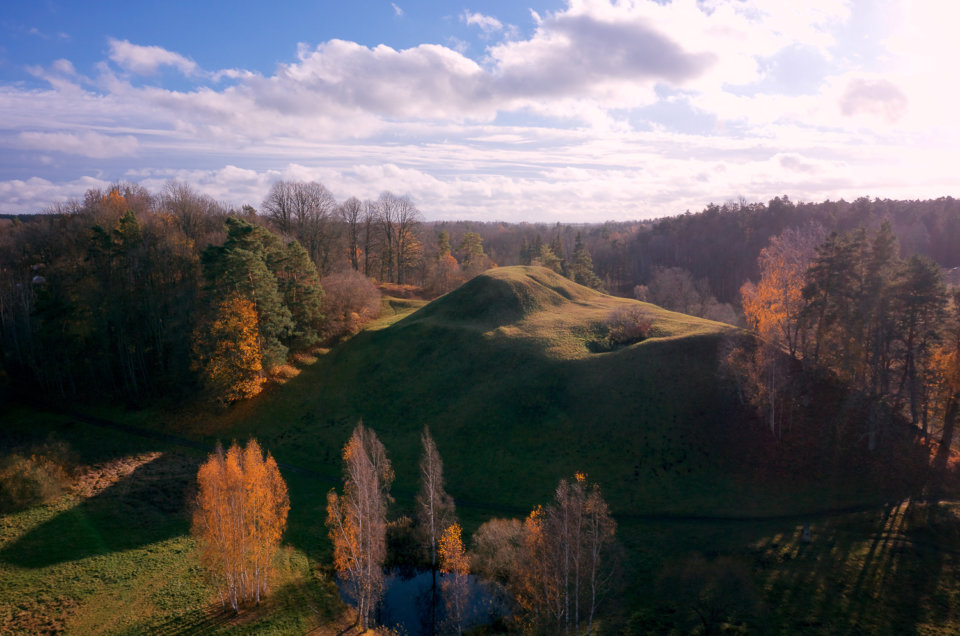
(262, 181), (337, 273)
(417, 426), (457, 570)
(159, 180), (225, 244)
(262, 181), (295, 234)
(326, 423), (394, 630)
(339, 197), (364, 272)
(361, 200), (378, 278)
(416, 426), (456, 636)
(374, 192), (422, 284)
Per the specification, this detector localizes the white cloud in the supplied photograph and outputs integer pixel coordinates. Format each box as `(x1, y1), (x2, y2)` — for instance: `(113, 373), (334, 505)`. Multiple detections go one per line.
(461, 11), (503, 36)
(1, 0), (958, 220)
(51, 59), (76, 75)
(391, 3), (404, 17)
(108, 38), (198, 75)
(17, 131), (139, 158)
(0, 176), (109, 214)
(839, 77), (908, 123)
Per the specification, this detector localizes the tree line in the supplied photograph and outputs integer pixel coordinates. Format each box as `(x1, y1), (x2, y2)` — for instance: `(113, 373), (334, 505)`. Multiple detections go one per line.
(425, 195), (960, 314)
(0, 179), (604, 404)
(0, 182), (411, 404)
(4, 180), (958, 405)
(193, 426), (618, 634)
(731, 220), (960, 465)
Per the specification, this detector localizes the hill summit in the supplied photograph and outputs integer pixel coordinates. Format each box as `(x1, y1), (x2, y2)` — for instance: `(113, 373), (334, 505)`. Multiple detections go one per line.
(408, 266), (604, 329)
(398, 266), (734, 360)
(260, 266), (750, 516)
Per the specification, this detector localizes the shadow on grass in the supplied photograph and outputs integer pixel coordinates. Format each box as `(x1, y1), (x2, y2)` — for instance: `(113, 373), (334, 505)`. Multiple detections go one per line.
(0, 451), (198, 569)
(130, 566), (347, 635)
(751, 501), (960, 633)
(131, 607), (237, 636)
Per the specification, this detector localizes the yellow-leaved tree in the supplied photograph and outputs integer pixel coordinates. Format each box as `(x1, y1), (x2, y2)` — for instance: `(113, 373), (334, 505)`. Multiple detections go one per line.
(439, 522), (470, 636)
(326, 423), (393, 630)
(192, 295), (264, 405)
(514, 474), (617, 634)
(192, 438), (289, 612)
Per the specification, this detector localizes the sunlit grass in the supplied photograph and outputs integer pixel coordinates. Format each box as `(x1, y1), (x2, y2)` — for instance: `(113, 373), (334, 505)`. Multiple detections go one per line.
(0, 410), (346, 634)
(7, 266), (960, 632)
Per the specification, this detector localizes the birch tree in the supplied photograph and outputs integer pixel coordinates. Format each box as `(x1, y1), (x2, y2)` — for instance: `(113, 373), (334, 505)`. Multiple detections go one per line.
(439, 522), (470, 636)
(192, 439), (289, 612)
(326, 423), (394, 630)
(514, 473), (616, 634)
(417, 426), (456, 570)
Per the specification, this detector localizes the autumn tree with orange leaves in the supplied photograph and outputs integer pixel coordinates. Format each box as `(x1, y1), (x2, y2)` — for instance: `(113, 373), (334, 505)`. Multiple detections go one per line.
(192, 439), (289, 613)
(514, 473), (616, 635)
(439, 522), (470, 636)
(192, 295), (265, 405)
(730, 225), (825, 439)
(326, 423), (394, 630)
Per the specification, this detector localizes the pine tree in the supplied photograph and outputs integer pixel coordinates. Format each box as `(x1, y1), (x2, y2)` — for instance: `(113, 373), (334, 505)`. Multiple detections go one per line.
(437, 231), (452, 260)
(275, 241), (324, 348)
(458, 232), (487, 276)
(538, 243), (562, 273)
(570, 232), (603, 290)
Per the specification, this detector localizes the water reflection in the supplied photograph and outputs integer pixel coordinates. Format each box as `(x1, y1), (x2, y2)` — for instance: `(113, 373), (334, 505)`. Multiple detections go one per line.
(340, 569), (511, 635)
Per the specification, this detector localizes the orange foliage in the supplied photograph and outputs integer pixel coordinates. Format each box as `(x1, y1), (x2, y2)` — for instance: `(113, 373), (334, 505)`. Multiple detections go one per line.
(439, 523), (469, 576)
(100, 189), (129, 217)
(326, 424), (393, 630)
(439, 522), (470, 635)
(513, 476), (617, 633)
(741, 225), (824, 359)
(192, 439), (289, 612)
(192, 295), (264, 405)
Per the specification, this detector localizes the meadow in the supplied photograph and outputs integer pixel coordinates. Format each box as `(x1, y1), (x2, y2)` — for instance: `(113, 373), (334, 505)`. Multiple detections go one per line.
(2, 266), (959, 633)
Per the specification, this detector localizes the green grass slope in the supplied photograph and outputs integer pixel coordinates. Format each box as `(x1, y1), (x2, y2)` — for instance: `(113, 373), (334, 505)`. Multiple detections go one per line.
(5, 266), (960, 633)
(224, 265), (749, 519)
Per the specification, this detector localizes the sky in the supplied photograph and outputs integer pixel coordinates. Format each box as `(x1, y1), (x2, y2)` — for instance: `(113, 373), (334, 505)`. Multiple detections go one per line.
(0, 0), (958, 221)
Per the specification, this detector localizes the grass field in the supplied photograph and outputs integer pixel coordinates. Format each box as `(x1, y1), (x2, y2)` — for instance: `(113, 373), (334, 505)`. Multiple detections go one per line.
(3, 266), (960, 633)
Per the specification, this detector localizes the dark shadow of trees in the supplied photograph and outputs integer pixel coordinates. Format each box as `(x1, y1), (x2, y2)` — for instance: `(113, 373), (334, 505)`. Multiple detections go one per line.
(0, 451), (198, 568)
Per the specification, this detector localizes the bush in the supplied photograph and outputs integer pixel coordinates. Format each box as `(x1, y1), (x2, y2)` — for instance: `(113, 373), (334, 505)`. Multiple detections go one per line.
(470, 517), (525, 584)
(589, 305), (652, 352)
(0, 438), (76, 513)
(320, 270), (381, 342)
(606, 305), (652, 345)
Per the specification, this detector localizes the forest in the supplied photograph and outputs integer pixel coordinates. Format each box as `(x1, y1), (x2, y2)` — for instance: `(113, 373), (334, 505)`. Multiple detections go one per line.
(3, 182), (960, 633)
(3, 180), (959, 406)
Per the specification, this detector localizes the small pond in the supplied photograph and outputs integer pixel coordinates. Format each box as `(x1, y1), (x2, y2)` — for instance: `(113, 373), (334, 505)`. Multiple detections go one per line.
(339, 569), (511, 635)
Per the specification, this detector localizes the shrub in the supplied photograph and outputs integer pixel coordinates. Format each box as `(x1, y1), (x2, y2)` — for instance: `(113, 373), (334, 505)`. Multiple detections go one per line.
(0, 438), (76, 513)
(320, 270), (381, 342)
(606, 305), (652, 345)
(470, 517), (524, 584)
(589, 305), (653, 352)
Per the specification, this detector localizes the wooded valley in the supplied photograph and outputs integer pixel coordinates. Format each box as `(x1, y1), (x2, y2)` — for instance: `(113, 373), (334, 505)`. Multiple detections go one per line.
(2, 183), (960, 634)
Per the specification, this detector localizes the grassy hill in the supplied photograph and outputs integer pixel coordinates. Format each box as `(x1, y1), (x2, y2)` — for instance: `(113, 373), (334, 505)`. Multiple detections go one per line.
(3, 265), (960, 633)
(212, 265), (752, 519)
